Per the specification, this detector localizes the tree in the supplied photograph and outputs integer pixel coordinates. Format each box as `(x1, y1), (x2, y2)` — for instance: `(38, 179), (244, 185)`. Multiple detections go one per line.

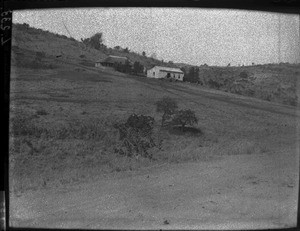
(155, 97), (178, 127)
(124, 47), (130, 53)
(82, 33), (104, 50)
(133, 61), (144, 74)
(172, 109), (198, 130)
(184, 66), (199, 83)
(114, 46), (121, 50)
(124, 60), (132, 73)
(142, 51), (146, 56)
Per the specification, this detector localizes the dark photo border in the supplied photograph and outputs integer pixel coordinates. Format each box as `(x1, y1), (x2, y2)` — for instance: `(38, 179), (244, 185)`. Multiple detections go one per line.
(2, 0), (300, 231)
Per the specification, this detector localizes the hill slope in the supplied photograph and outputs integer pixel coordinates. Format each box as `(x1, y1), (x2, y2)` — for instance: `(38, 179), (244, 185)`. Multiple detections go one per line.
(180, 64), (299, 106)
(11, 23), (178, 70)
(12, 23), (299, 107)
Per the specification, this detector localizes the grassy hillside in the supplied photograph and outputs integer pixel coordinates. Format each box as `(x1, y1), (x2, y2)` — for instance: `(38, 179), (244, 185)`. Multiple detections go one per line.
(180, 63), (299, 106)
(12, 23), (177, 70)
(12, 23), (298, 107)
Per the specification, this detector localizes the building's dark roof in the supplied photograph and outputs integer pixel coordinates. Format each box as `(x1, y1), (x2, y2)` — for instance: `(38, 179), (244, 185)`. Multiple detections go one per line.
(96, 55), (128, 63)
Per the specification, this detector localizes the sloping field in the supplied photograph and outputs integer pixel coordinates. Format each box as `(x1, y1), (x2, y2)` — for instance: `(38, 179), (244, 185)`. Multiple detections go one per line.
(196, 64), (299, 106)
(11, 23), (176, 71)
(12, 24), (107, 63)
(9, 56), (299, 228)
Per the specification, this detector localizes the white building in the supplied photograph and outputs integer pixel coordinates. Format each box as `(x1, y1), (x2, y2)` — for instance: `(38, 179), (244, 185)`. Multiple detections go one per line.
(146, 66), (184, 81)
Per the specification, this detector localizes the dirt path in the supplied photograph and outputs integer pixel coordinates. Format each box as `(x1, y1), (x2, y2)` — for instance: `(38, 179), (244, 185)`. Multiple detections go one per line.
(10, 149), (298, 229)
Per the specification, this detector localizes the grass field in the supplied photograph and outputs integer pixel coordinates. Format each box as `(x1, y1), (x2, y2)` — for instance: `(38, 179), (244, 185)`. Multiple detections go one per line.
(9, 57), (299, 196)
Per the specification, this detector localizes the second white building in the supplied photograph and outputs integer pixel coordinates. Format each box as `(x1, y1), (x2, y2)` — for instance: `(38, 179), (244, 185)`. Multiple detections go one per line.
(146, 66), (184, 81)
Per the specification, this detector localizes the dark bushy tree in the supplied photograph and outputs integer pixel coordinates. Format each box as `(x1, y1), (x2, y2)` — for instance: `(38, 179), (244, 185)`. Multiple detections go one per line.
(82, 33), (104, 50)
(184, 66), (199, 83)
(124, 60), (132, 73)
(142, 51), (146, 56)
(114, 114), (155, 159)
(133, 61), (144, 74)
(114, 46), (121, 50)
(155, 97), (178, 127)
(172, 109), (198, 129)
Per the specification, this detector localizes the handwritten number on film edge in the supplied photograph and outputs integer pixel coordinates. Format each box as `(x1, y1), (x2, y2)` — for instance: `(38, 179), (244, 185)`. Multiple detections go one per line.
(1, 10), (12, 46)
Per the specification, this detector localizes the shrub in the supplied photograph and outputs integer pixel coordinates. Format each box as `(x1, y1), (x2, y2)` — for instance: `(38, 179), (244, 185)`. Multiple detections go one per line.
(114, 114), (155, 159)
(239, 71), (248, 79)
(171, 109), (198, 130)
(35, 51), (46, 61)
(208, 79), (221, 89)
(19, 60), (54, 69)
(48, 64), (57, 69)
(10, 114), (46, 138)
(155, 97), (178, 127)
(36, 109), (48, 116)
(79, 54), (86, 59)
(82, 33), (104, 50)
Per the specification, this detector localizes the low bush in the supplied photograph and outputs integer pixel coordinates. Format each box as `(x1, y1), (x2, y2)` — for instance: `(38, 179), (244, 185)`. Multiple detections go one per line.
(168, 126), (202, 136)
(16, 58), (57, 69)
(239, 71), (248, 79)
(10, 114), (108, 141)
(171, 109), (198, 130)
(35, 51), (46, 60)
(36, 109), (48, 116)
(10, 114), (45, 137)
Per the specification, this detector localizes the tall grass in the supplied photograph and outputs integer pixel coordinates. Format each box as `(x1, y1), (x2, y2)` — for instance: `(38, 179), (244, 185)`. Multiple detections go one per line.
(9, 109), (270, 194)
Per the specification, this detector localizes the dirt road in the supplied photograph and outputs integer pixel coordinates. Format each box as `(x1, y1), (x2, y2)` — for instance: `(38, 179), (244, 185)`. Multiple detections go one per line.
(10, 147), (298, 229)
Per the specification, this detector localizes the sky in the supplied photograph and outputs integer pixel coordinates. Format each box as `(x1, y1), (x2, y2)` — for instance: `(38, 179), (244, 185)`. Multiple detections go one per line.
(13, 8), (300, 66)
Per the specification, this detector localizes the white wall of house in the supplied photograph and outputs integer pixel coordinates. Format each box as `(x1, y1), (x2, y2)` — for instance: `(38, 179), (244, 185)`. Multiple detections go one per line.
(147, 66), (184, 81)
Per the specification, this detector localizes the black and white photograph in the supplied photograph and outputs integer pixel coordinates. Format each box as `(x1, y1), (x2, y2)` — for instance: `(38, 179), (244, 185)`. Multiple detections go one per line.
(8, 6), (300, 229)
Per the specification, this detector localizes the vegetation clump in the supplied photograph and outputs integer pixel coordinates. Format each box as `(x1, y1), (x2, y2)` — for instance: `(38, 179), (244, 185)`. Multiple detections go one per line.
(114, 114), (156, 159)
(172, 109), (198, 130)
(82, 33), (105, 50)
(155, 97), (178, 127)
